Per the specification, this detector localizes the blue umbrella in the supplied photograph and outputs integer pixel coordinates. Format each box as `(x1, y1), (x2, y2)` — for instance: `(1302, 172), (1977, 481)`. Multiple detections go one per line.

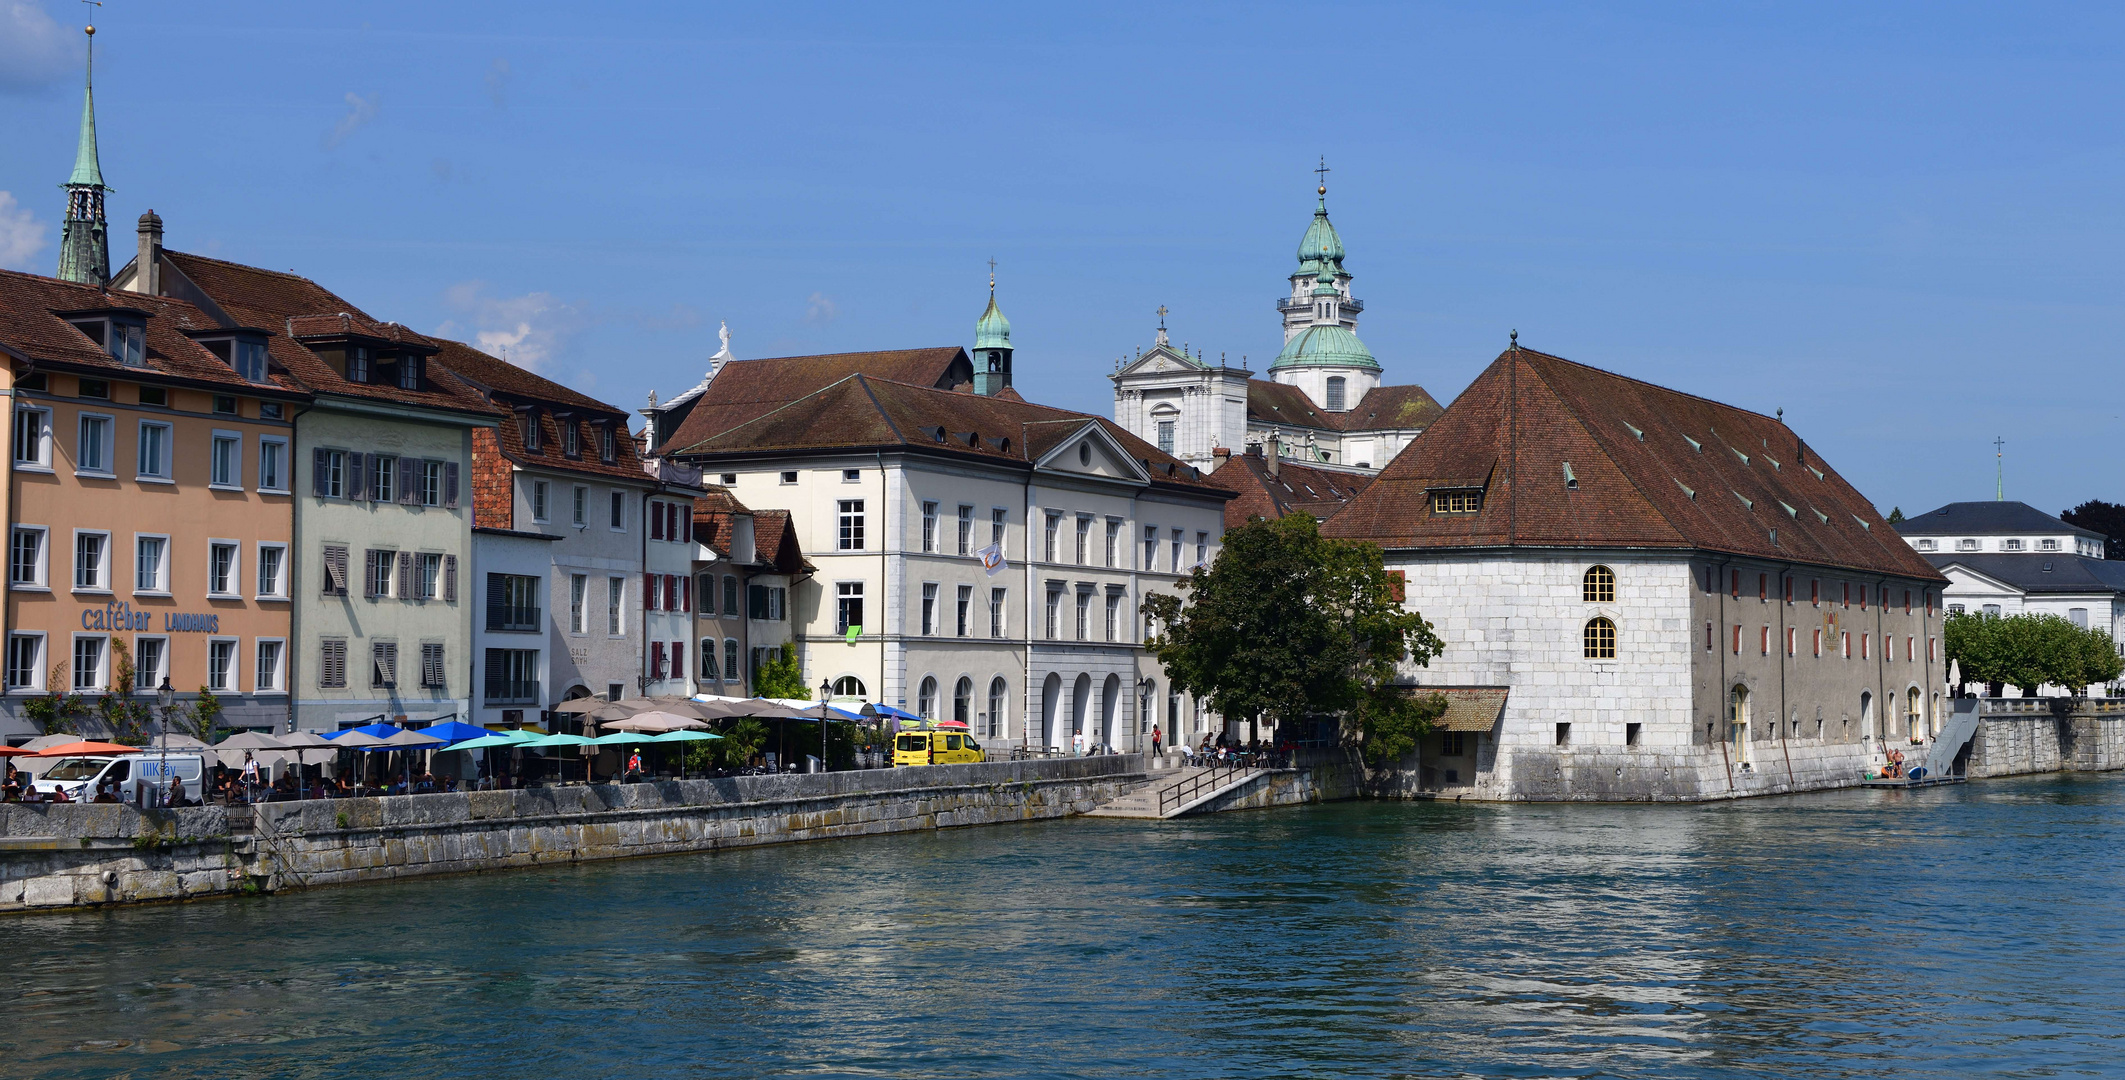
(328, 722), (404, 741)
(866, 704), (920, 723)
(419, 720), (507, 748)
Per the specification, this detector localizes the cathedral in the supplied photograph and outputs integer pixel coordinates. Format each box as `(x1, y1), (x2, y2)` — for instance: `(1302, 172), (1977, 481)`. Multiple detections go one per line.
(1111, 172), (1441, 475)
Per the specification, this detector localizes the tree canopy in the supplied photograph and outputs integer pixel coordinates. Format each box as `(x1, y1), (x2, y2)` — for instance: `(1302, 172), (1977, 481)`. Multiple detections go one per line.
(1142, 513), (1445, 763)
(2061, 500), (2125, 561)
(1945, 611), (2123, 696)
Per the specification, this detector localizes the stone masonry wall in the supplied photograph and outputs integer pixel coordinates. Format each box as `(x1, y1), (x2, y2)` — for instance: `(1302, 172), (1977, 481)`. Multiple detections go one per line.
(0, 756), (1141, 914)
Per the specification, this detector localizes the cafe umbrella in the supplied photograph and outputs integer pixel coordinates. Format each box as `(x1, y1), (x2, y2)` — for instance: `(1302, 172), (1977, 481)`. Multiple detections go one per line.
(516, 732), (593, 783)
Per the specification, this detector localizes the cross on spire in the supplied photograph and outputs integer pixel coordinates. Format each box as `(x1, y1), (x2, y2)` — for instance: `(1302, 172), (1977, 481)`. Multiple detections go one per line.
(1156, 304), (1168, 328)
(1314, 156), (1330, 195)
(987, 257), (997, 293)
(1995, 436), (2006, 501)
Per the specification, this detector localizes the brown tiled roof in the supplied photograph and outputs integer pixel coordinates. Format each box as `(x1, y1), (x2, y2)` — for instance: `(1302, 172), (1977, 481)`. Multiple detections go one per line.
(1247, 379), (1442, 434)
(1210, 451), (1373, 529)
(159, 250), (496, 417)
(675, 374), (1234, 497)
(658, 347), (973, 453)
(1324, 347), (1944, 582)
(430, 338), (647, 483)
(753, 509), (810, 574)
(0, 269), (307, 396)
(1424, 686), (1508, 732)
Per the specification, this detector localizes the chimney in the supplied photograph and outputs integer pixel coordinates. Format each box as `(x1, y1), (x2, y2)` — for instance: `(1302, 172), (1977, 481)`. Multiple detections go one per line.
(1266, 438), (1280, 478)
(1211, 446), (1231, 459)
(134, 210), (163, 295)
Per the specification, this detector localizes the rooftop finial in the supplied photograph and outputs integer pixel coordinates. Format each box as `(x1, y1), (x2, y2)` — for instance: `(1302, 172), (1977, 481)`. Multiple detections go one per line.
(1314, 155), (1330, 198)
(987, 256), (997, 295)
(1509, 329), (1518, 349)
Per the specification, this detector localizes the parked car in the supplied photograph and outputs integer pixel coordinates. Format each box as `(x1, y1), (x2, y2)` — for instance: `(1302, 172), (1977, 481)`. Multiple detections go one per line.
(31, 754), (204, 804)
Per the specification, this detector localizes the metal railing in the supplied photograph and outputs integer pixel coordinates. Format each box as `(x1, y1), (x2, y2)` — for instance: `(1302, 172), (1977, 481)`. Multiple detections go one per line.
(1158, 760), (1251, 817)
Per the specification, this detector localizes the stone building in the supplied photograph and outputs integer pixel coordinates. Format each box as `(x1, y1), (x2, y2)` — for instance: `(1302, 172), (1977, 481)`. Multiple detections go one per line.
(1323, 344), (1948, 800)
(1112, 176), (1441, 475)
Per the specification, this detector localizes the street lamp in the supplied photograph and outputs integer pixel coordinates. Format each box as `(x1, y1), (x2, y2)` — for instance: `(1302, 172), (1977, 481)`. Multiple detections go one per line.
(155, 678), (174, 807)
(1137, 677), (1155, 755)
(820, 679), (834, 773)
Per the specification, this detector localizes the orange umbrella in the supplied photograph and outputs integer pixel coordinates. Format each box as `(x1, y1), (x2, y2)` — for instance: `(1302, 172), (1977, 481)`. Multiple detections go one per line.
(0, 746), (35, 757)
(32, 741), (143, 757)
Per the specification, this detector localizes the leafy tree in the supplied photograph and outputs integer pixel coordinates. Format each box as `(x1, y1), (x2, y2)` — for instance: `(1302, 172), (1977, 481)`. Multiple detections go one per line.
(22, 662), (84, 736)
(95, 639), (153, 745)
(1946, 611), (2123, 696)
(1143, 512), (1446, 764)
(169, 687), (226, 745)
(751, 645), (811, 700)
(2061, 500), (2125, 560)
(1886, 506), (1906, 524)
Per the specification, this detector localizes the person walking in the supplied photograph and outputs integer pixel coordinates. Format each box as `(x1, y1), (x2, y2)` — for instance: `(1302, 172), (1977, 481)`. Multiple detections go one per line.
(241, 751), (261, 803)
(1151, 725), (1162, 760)
(626, 749), (643, 782)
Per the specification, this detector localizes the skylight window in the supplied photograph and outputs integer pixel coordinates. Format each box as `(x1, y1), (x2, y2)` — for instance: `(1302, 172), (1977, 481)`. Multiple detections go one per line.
(1562, 462), (1578, 490)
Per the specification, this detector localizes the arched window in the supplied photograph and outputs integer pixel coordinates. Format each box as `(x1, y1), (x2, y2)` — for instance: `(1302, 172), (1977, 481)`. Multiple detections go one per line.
(953, 677), (972, 728)
(831, 675), (866, 699)
(988, 677), (1008, 738)
(1325, 376), (1346, 411)
(918, 676), (938, 719)
(1583, 617), (1617, 659)
(1583, 565), (1615, 602)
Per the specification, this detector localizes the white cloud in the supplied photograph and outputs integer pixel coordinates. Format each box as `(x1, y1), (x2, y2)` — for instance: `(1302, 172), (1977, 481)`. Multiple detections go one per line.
(0, 3), (72, 93)
(0, 192), (49, 271)
(806, 291), (839, 325)
(437, 281), (581, 374)
(324, 92), (378, 149)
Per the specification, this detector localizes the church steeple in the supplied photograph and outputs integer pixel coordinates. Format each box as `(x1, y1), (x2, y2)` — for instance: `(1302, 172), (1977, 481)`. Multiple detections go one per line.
(971, 262), (1013, 396)
(56, 25), (110, 286)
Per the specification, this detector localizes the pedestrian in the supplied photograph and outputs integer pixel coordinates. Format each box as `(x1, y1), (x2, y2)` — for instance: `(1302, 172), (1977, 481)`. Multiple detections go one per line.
(626, 749), (643, 782)
(241, 751), (261, 802)
(165, 772), (183, 808)
(1151, 725), (1162, 759)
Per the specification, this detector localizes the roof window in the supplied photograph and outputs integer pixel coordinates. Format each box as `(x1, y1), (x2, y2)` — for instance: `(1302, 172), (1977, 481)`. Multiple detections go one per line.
(1808, 465), (1824, 481)
(1778, 500), (1797, 518)
(1812, 507), (1829, 524)
(1674, 479), (1696, 500)
(1622, 420), (1644, 441)
(70, 315), (146, 368)
(1734, 491), (1753, 511)
(1731, 447), (1750, 466)
(1683, 435), (1701, 452)
(1763, 454), (1780, 471)
(1562, 462), (1578, 490)
(1852, 515), (1871, 532)
(1430, 490), (1482, 515)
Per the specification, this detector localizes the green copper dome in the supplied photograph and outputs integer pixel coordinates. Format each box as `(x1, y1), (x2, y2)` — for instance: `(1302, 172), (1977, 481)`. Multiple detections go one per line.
(974, 292), (1011, 352)
(1270, 324), (1378, 371)
(1295, 197), (1344, 277)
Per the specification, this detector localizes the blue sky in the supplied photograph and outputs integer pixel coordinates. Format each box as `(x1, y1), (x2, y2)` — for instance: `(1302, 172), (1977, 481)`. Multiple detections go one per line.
(3, 1), (2122, 518)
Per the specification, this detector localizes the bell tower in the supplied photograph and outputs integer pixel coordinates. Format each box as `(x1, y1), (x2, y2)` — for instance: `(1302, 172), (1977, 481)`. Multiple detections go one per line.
(56, 25), (111, 286)
(972, 262), (1013, 396)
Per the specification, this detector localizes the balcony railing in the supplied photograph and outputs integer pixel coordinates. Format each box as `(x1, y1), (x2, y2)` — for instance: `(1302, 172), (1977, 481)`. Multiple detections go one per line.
(1277, 296), (1363, 314)
(485, 605), (541, 633)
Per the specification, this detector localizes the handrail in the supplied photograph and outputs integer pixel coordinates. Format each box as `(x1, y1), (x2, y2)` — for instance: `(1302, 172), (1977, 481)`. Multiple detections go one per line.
(1157, 760), (1250, 816)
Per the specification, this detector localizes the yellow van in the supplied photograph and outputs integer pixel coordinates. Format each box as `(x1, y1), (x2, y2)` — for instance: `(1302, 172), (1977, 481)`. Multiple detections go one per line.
(893, 729), (986, 767)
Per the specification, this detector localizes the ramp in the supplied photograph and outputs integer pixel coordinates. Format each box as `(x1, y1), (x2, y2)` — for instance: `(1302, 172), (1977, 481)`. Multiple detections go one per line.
(1085, 764), (1265, 819)
(1922, 698), (1983, 778)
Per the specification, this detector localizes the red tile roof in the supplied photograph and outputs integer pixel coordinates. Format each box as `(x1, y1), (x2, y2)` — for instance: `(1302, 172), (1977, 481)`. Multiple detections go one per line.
(429, 338), (649, 483)
(674, 374), (1234, 498)
(1322, 347), (1945, 582)
(658, 347), (973, 453)
(0, 269), (306, 396)
(1247, 379), (1442, 434)
(159, 250), (496, 417)
(1210, 451), (1374, 529)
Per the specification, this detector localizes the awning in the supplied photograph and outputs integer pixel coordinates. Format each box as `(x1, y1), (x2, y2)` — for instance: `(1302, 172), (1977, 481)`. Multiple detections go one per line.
(1422, 687), (1509, 732)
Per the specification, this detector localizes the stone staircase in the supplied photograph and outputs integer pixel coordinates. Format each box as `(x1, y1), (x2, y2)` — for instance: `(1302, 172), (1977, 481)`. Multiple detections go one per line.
(1084, 764), (1266, 819)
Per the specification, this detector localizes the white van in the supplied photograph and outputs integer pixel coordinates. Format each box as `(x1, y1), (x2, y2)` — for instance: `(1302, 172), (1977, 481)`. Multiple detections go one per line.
(31, 754), (204, 805)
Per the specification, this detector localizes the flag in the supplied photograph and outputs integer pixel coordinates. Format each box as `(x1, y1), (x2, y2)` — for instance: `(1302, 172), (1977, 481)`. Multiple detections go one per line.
(978, 543), (1006, 577)
(845, 624), (863, 645)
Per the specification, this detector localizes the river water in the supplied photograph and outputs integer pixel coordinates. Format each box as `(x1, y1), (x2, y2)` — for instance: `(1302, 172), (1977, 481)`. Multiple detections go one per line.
(6, 774), (2123, 1079)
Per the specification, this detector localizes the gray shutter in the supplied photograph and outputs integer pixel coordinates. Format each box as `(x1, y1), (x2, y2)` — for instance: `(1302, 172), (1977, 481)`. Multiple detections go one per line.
(444, 555), (457, 602)
(397, 551), (414, 601)
(444, 462), (460, 508)
(312, 448), (330, 498)
(348, 452), (367, 501)
(399, 457), (419, 504)
(362, 550), (378, 599)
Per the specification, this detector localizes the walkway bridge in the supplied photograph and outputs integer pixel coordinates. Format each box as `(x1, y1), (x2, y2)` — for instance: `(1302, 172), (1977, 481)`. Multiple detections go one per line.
(1084, 762), (1268, 819)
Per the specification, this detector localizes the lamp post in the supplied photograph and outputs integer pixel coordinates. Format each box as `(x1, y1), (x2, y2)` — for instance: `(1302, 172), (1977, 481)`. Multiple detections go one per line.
(820, 679), (833, 773)
(155, 678), (174, 807)
(1136, 677), (1154, 756)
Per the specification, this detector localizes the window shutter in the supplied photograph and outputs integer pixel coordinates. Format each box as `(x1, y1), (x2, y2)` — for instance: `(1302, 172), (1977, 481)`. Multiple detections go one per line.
(645, 572), (658, 611)
(398, 551), (414, 600)
(444, 462), (460, 508)
(399, 457), (419, 503)
(348, 452), (367, 501)
(363, 550), (379, 598)
(650, 503), (664, 541)
(313, 448), (330, 497)
(671, 642), (684, 679)
(650, 641), (666, 679)
(681, 511), (692, 544)
(444, 555), (457, 602)
(681, 575), (691, 612)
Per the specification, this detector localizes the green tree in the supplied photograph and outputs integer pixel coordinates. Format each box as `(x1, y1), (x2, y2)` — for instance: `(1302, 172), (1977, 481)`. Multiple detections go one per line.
(1946, 611), (2123, 696)
(751, 645), (811, 700)
(1143, 512), (1446, 764)
(169, 686), (225, 745)
(1886, 506), (1906, 524)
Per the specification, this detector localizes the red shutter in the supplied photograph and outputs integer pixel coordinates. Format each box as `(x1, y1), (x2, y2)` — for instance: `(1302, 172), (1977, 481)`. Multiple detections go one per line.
(681, 575), (691, 612)
(671, 641), (684, 679)
(664, 575), (678, 611)
(650, 502), (664, 541)
(645, 572), (659, 611)
(1732, 625), (1741, 654)
(650, 641), (665, 679)
(682, 510), (692, 544)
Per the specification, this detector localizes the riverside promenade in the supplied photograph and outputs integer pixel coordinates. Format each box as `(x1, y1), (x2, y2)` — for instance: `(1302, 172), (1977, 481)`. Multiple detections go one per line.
(0, 755), (1143, 913)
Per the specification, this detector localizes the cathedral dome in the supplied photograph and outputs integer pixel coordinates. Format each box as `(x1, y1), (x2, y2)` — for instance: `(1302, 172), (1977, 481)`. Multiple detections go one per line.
(1270, 323), (1378, 371)
(974, 293), (1012, 352)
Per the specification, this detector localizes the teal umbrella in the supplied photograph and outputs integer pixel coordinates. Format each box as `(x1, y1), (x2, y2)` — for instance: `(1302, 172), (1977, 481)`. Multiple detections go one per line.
(447, 734), (523, 752)
(519, 732), (592, 784)
(588, 732), (653, 746)
(649, 730), (722, 742)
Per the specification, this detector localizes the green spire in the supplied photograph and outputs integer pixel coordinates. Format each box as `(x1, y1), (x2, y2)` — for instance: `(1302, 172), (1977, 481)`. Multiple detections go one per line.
(68, 27), (104, 189)
(973, 275), (1012, 352)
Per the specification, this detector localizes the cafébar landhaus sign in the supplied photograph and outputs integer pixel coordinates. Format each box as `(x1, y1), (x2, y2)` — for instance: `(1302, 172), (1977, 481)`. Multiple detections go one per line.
(80, 602), (219, 633)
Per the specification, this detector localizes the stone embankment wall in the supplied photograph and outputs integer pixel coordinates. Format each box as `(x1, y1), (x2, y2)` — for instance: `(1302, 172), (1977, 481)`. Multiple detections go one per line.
(1968, 701), (2125, 778)
(0, 756), (1142, 914)
(1368, 740), (1875, 803)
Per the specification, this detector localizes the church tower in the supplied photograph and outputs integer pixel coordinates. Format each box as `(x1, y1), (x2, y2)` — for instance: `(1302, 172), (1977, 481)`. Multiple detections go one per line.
(56, 25), (111, 286)
(1268, 163), (1379, 413)
(972, 268), (1013, 396)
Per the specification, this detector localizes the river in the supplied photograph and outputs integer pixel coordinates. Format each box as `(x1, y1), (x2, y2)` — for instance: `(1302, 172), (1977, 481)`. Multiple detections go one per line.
(5, 773), (2122, 1079)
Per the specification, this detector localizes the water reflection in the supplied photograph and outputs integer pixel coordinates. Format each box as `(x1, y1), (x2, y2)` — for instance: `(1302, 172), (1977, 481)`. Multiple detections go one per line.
(2, 774), (2121, 1078)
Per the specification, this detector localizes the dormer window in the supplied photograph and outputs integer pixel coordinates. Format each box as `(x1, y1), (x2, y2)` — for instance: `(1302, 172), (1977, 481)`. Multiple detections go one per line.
(1430, 489), (1483, 514)
(68, 316), (146, 367)
(2041, 538), (2060, 552)
(2003, 539), (2024, 552)
(518, 408), (542, 453)
(348, 347), (371, 384)
(598, 423), (616, 463)
(1916, 539), (1937, 551)
(397, 354), (423, 391)
(559, 415), (580, 458)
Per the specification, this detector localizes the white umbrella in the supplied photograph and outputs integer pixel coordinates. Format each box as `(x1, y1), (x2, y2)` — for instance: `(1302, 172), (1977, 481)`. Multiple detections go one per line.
(599, 711), (707, 733)
(215, 731), (288, 751)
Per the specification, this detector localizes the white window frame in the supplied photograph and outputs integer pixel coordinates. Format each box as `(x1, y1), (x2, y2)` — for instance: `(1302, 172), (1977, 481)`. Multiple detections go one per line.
(569, 573), (588, 635)
(133, 532), (171, 596)
(72, 528), (111, 593)
(920, 582), (938, 636)
(255, 542), (289, 600)
(609, 490), (626, 531)
(531, 479), (550, 523)
(607, 575), (626, 636)
(132, 634), (168, 695)
(258, 436), (290, 494)
(5, 632), (46, 693)
(206, 539), (241, 599)
(921, 501), (939, 553)
(208, 429), (244, 490)
(10, 525), (49, 590)
(573, 485), (587, 527)
(12, 405), (52, 471)
(254, 637), (287, 694)
(135, 420), (173, 483)
(71, 632), (109, 692)
(205, 636), (238, 693)
(75, 412), (115, 477)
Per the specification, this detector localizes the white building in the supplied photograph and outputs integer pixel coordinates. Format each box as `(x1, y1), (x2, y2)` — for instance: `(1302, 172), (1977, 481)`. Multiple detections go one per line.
(1112, 175), (1441, 475)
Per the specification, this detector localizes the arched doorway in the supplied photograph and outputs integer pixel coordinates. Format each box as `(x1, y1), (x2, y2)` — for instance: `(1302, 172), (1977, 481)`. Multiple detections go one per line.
(953, 677), (972, 729)
(987, 677), (1008, 740)
(917, 677), (938, 720)
(1100, 673), (1121, 750)
(1729, 685), (1751, 766)
(1860, 690), (1876, 744)
(1040, 672), (1062, 749)
(1071, 673), (1092, 749)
